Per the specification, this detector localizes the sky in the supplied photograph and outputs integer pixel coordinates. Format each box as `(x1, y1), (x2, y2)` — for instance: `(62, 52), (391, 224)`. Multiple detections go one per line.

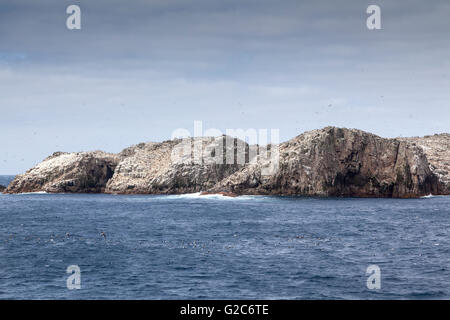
(0, 0), (449, 174)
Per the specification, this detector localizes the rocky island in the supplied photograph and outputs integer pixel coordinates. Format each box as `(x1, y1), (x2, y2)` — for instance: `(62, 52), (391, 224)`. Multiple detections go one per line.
(3, 127), (450, 198)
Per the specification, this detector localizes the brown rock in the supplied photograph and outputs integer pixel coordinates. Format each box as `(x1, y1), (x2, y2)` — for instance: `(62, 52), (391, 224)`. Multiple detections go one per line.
(105, 136), (251, 194)
(4, 127), (448, 198)
(209, 127), (444, 198)
(400, 133), (450, 194)
(4, 151), (119, 194)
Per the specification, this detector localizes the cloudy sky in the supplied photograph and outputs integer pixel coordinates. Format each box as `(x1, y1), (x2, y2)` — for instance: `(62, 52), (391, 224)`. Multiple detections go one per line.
(1, 0), (449, 174)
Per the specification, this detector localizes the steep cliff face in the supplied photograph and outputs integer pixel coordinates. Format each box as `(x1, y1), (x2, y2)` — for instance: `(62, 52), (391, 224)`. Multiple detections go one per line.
(4, 151), (119, 194)
(210, 127), (442, 198)
(105, 136), (251, 194)
(400, 134), (450, 194)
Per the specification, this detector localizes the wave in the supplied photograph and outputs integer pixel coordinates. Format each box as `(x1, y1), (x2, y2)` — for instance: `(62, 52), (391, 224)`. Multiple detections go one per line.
(163, 192), (258, 201)
(15, 191), (48, 195)
(420, 194), (434, 199)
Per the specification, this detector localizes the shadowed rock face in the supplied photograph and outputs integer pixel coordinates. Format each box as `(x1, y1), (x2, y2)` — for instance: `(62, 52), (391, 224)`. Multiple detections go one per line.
(4, 151), (119, 194)
(400, 134), (450, 195)
(3, 127), (449, 198)
(210, 127), (444, 198)
(0, 185), (6, 193)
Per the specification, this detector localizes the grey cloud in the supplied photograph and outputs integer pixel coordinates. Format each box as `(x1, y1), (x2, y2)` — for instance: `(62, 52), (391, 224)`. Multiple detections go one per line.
(0, 0), (449, 174)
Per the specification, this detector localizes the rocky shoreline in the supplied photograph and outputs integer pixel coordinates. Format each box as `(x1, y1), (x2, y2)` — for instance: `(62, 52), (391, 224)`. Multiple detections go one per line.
(3, 127), (450, 198)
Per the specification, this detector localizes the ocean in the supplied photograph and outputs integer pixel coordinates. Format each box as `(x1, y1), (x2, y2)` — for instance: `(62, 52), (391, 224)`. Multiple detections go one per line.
(0, 175), (14, 187)
(0, 175), (449, 299)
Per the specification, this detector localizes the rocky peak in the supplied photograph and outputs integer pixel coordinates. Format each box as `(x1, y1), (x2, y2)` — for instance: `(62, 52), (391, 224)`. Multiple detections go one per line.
(105, 135), (252, 194)
(210, 126), (442, 197)
(400, 133), (450, 194)
(4, 151), (119, 194)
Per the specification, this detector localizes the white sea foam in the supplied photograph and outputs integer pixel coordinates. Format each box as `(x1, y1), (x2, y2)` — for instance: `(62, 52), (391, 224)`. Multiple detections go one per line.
(16, 191), (48, 195)
(163, 192), (258, 200)
(420, 194), (434, 199)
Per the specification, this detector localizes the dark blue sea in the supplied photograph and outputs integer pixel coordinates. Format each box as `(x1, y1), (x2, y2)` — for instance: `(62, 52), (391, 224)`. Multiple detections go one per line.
(0, 175), (449, 299)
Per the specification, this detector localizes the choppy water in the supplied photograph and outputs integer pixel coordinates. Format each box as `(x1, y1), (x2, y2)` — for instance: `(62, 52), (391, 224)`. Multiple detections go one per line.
(0, 175), (449, 299)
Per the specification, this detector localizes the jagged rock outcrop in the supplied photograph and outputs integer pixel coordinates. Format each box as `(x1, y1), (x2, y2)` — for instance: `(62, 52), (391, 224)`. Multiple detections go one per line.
(0, 185), (6, 193)
(3, 127), (449, 198)
(210, 127), (444, 198)
(105, 136), (251, 194)
(4, 151), (119, 194)
(400, 134), (450, 194)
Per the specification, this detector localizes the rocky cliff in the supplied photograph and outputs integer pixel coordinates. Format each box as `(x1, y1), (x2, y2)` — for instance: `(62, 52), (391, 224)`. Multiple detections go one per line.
(4, 127), (449, 198)
(211, 127), (444, 197)
(105, 136), (251, 194)
(400, 134), (450, 194)
(0, 185), (6, 193)
(4, 151), (119, 194)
